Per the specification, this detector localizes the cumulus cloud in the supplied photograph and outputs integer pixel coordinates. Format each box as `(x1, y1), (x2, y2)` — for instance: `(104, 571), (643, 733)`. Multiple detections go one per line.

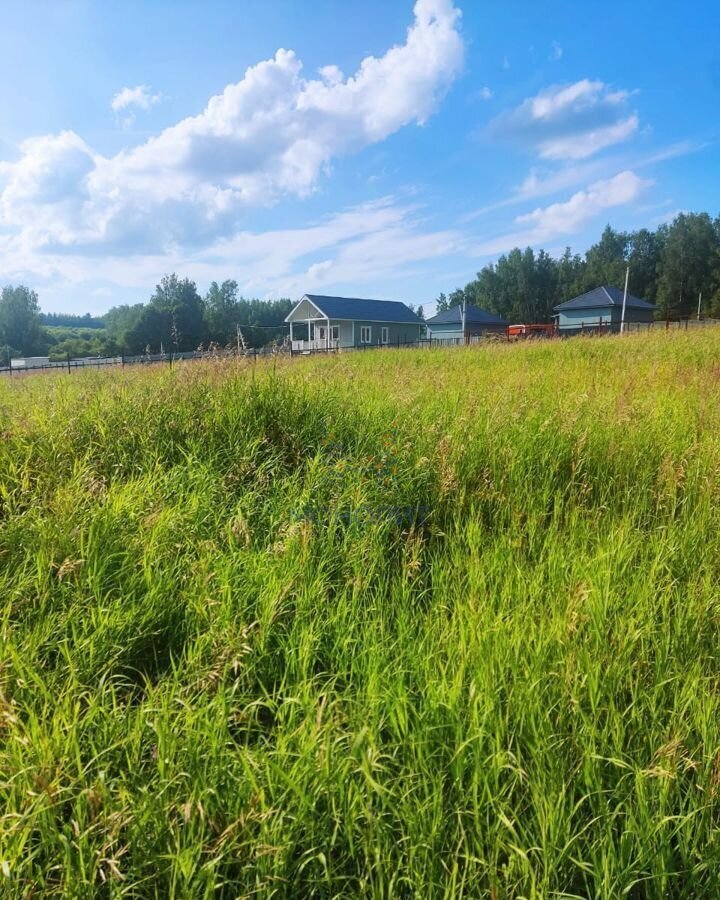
(0, 0), (463, 261)
(475, 170), (649, 255)
(111, 85), (163, 113)
(489, 79), (638, 159)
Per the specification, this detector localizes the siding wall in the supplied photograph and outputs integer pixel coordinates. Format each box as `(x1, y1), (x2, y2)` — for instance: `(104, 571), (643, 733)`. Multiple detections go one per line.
(291, 315), (424, 346)
(427, 323), (507, 341)
(427, 324), (463, 342)
(349, 320), (424, 346)
(558, 307), (654, 329)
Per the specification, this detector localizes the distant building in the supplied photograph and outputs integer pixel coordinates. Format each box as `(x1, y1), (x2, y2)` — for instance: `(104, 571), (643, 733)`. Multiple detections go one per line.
(554, 286), (655, 332)
(425, 304), (508, 342)
(286, 294), (424, 351)
(10, 357), (50, 368)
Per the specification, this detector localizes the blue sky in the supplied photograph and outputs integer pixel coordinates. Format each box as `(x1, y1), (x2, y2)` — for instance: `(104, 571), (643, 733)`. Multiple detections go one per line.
(0, 0), (718, 315)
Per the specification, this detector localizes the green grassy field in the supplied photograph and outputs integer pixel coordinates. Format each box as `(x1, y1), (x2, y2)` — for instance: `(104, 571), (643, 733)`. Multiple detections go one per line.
(2, 332), (720, 898)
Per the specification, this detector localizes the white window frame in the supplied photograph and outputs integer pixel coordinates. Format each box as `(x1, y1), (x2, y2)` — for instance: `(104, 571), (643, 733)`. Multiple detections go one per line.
(360, 325), (372, 344)
(381, 326), (389, 344)
(315, 324), (339, 343)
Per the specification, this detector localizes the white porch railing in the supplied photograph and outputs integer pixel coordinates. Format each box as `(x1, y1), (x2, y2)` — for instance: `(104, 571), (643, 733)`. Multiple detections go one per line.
(292, 339), (341, 352)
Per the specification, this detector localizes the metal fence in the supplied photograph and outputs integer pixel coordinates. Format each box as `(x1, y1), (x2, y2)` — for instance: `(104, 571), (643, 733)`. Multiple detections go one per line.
(558, 318), (720, 335)
(0, 346), (286, 377)
(290, 337), (444, 356)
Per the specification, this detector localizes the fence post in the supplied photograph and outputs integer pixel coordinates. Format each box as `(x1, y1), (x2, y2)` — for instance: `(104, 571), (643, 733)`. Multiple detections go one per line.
(67, 352), (71, 375)
(121, 351), (125, 368)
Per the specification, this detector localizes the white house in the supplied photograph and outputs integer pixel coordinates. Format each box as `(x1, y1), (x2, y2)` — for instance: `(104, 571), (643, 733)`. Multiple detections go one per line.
(285, 294), (425, 351)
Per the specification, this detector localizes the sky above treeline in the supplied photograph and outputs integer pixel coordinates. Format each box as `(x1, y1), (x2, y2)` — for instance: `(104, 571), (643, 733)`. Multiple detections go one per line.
(0, 0), (718, 316)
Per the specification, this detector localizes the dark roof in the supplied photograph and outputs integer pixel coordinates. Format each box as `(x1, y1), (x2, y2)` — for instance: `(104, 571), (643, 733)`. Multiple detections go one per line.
(301, 294), (422, 323)
(426, 304), (508, 326)
(554, 285), (655, 312)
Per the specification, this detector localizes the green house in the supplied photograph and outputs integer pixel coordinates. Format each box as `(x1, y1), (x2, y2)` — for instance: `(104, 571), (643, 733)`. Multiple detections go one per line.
(286, 294), (425, 351)
(554, 286), (655, 332)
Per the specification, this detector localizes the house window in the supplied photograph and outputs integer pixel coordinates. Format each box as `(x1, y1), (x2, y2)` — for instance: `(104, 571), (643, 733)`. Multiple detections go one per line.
(315, 324), (339, 342)
(381, 326), (389, 344)
(360, 326), (372, 344)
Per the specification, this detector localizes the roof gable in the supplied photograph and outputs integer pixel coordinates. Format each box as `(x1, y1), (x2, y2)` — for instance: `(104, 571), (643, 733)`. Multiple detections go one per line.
(288, 294), (422, 324)
(426, 304), (508, 326)
(554, 285), (655, 311)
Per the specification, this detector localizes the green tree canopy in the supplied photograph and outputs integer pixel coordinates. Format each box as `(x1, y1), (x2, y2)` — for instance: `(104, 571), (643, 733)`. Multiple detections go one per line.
(0, 285), (43, 356)
(439, 213), (720, 324)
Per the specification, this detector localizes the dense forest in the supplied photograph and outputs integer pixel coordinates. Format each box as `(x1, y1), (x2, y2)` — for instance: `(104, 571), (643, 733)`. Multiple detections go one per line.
(436, 213), (720, 322)
(2, 212), (719, 362)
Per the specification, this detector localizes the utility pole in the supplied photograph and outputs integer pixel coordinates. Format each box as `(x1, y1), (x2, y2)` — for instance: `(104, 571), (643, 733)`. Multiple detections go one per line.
(620, 266), (630, 335)
(461, 296), (467, 344)
(697, 291), (702, 321)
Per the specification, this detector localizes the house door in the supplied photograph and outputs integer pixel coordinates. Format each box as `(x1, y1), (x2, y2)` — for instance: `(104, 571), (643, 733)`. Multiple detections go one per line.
(317, 325), (339, 345)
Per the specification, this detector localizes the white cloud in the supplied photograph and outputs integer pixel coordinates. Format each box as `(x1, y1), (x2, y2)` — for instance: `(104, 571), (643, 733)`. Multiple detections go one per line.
(549, 41), (562, 61)
(475, 170), (649, 255)
(515, 170), (648, 232)
(651, 207), (686, 226)
(111, 85), (163, 113)
(479, 86), (493, 100)
(515, 161), (606, 199)
(0, 196), (465, 303)
(539, 115), (638, 160)
(462, 138), (704, 223)
(489, 79), (639, 159)
(0, 0), (463, 262)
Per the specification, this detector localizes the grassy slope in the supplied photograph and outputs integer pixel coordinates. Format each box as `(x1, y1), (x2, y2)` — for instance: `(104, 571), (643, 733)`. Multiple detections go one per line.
(1, 332), (720, 897)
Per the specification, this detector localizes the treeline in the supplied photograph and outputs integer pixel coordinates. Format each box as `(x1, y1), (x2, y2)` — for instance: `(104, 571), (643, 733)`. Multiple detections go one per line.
(438, 212), (720, 322)
(104, 277), (292, 354)
(41, 312), (105, 329)
(0, 284), (111, 363)
(0, 277), (293, 363)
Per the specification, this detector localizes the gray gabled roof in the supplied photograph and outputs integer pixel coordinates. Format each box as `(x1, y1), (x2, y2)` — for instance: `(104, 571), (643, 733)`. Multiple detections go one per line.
(294, 294), (422, 324)
(554, 285), (655, 312)
(426, 304), (508, 327)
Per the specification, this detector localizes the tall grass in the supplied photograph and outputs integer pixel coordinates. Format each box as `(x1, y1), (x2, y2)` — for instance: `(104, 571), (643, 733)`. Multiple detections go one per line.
(2, 332), (720, 897)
